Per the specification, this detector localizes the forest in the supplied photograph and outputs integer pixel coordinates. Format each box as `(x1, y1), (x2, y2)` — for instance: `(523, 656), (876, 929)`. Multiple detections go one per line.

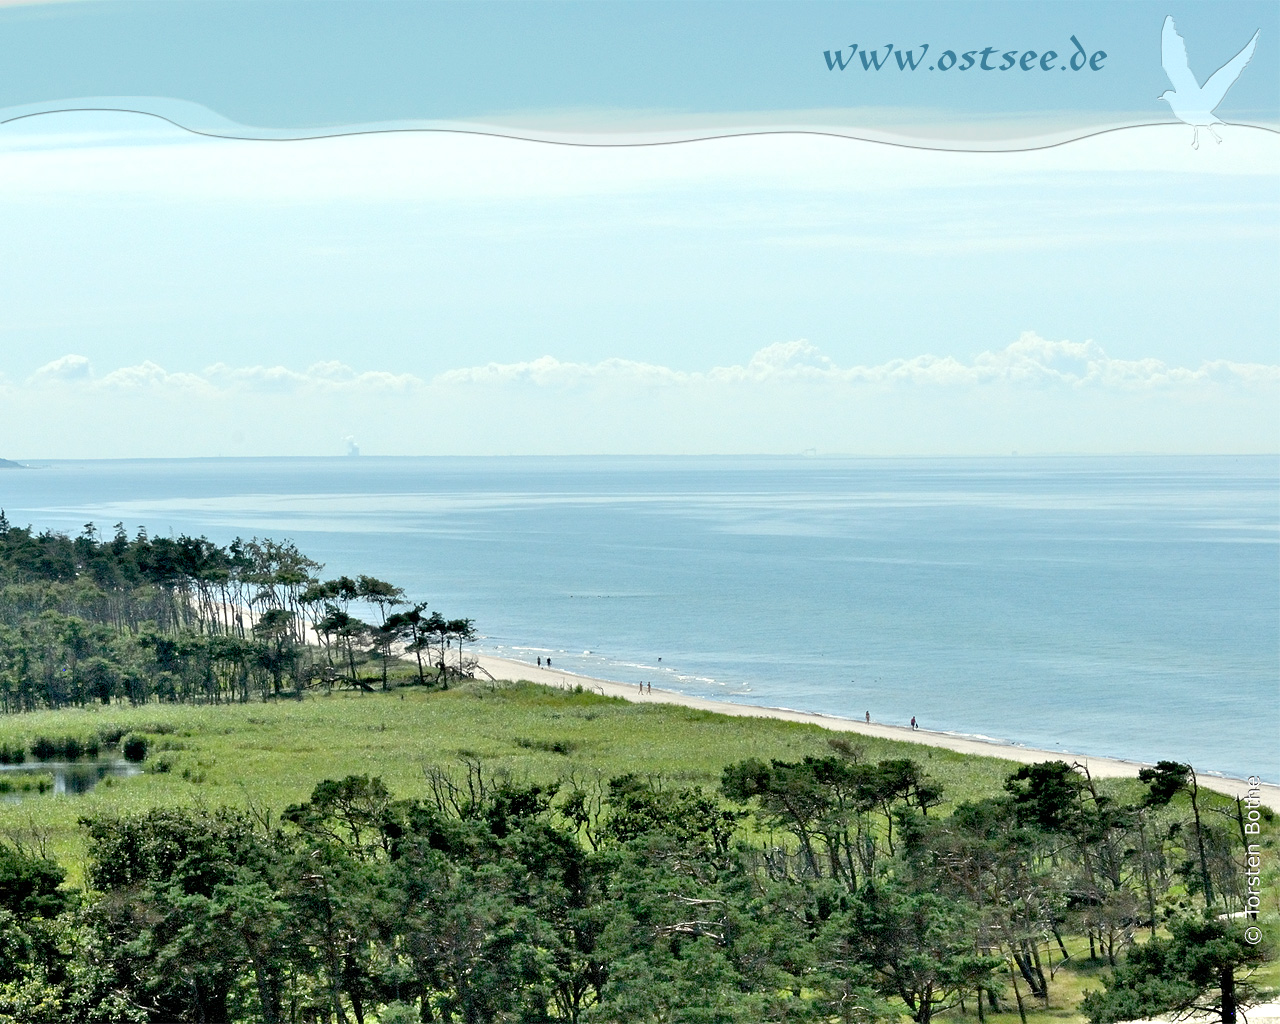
(0, 517), (1273, 1023)
(1, 746), (1272, 1024)
(0, 515), (474, 709)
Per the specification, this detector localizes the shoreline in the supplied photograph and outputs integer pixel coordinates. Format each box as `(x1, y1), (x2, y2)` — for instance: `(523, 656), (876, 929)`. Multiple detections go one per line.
(474, 653), (1280, 810)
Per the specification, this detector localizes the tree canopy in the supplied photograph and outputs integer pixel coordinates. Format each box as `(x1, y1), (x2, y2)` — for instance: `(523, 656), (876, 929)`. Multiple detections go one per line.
(0, 517), (477, 711)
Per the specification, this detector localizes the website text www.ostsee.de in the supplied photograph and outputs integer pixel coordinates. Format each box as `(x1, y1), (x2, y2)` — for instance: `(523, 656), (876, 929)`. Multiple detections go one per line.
(824, 36), (1107, 73)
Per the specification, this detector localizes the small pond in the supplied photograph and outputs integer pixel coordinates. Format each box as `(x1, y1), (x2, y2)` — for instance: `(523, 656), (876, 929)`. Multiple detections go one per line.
(0, 757), (142, 798)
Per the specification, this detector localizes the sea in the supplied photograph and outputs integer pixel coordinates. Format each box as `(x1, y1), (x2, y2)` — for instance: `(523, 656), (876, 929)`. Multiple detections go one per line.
(1, 455), (1276, 783)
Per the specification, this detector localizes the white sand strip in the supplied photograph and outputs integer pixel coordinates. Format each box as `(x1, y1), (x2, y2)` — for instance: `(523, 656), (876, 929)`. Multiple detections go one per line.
(474, 654), (1280, 811)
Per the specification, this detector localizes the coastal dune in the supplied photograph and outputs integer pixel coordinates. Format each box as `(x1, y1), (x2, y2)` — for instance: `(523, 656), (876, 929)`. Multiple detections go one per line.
(475, 654), (1280, 811)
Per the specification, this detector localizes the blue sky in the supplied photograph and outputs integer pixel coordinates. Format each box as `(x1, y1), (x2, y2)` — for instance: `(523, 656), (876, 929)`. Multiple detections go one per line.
(0, 2), (1276, 457)
(1, 1), (1276, 130)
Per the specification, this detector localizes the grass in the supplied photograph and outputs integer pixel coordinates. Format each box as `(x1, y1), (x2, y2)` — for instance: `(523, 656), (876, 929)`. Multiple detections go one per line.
(945, 942), (1107, 1024)
(0, 677), (1091, 885)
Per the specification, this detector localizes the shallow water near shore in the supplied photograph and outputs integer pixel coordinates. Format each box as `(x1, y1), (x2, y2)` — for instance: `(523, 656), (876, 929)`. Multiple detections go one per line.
(0, 757), (142, 798)
(2, 454), (1276, 781)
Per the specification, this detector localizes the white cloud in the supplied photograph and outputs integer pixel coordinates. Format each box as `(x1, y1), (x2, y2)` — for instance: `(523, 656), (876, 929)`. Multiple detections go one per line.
(433, 334), (1280, 392)
(18, 359), (427, 395)
(28, 353), (93, 384)
(20, 335), (1276, 399)
(97, 361), (208, 391)
(17, 336), (1278, 403)
(198, 362), (423, 393)
(5, 336), (1273, 459)
(435, 355), (684, 388)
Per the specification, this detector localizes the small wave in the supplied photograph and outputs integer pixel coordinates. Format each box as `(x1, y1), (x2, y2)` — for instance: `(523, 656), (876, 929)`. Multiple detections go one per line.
(673, 673), (722, 686)
(938, 731), (1005, 745)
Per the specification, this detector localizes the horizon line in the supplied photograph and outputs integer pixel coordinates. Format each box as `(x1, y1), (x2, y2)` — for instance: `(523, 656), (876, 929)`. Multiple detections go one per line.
(8, 451), (1279, 464)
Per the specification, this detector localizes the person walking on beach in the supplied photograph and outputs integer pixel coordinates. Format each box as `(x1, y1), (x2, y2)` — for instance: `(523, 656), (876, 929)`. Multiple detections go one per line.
(911, 716), (917, 730)
(865, 711), (870, 724)
(646, 682), (651, 695)
(537, 657), (542, 667)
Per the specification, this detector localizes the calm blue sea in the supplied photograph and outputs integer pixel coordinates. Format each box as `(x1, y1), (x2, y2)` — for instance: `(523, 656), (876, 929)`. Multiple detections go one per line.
(2, 455), (1276, 782)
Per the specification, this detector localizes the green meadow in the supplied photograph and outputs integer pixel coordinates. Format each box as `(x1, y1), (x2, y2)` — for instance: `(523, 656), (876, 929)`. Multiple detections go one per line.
(0, 674), (1055, 883)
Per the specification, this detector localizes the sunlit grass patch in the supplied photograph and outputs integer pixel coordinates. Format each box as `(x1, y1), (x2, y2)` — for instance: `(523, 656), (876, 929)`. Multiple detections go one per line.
(0, 679), (1137, 889)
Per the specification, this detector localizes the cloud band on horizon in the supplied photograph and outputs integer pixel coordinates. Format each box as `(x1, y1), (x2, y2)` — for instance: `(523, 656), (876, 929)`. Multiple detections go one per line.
(4, 334), (1275, 460)
(14, 334), (1278, 396)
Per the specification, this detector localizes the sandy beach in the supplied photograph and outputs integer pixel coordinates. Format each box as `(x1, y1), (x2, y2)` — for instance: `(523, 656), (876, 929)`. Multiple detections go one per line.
(474, 654), (1280, 811)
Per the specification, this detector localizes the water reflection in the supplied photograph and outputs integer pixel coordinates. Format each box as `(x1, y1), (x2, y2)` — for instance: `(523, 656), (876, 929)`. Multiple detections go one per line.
(0, 757), (141, 797)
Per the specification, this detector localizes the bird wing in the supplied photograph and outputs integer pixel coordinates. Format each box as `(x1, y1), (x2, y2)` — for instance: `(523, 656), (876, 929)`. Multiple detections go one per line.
(1200, 29), (1260, 112)
(1161, 16), (1199, 94)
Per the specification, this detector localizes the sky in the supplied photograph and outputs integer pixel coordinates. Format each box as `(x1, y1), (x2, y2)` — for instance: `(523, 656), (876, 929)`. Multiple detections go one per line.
(1, 1), (1276, 132)
(0, 1), (1276, 458)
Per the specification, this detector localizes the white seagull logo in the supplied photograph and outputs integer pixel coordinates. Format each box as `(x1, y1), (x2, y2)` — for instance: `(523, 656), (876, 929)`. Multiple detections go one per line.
(1159, 15), (1260, 148)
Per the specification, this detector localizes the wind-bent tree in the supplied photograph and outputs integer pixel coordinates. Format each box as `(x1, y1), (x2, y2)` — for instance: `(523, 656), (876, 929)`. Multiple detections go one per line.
(357, 576), (405, 690)
(447, 618), (477, 678)
(845, 885), (1000, 1024)
(253, 607), (296, 697)
(386, 603), (432, 687)
(1140, 761), (1215, 910)
(1081, 917), (1267, 1024)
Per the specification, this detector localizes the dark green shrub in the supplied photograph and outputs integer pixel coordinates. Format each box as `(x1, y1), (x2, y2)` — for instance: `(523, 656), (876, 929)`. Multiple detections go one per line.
(514, 736), (578, 755)
(0, 743), (24, 765)
(122, 735), (148, 762)
(30, 735), (97, 760)
(0, 773), (52, 795)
